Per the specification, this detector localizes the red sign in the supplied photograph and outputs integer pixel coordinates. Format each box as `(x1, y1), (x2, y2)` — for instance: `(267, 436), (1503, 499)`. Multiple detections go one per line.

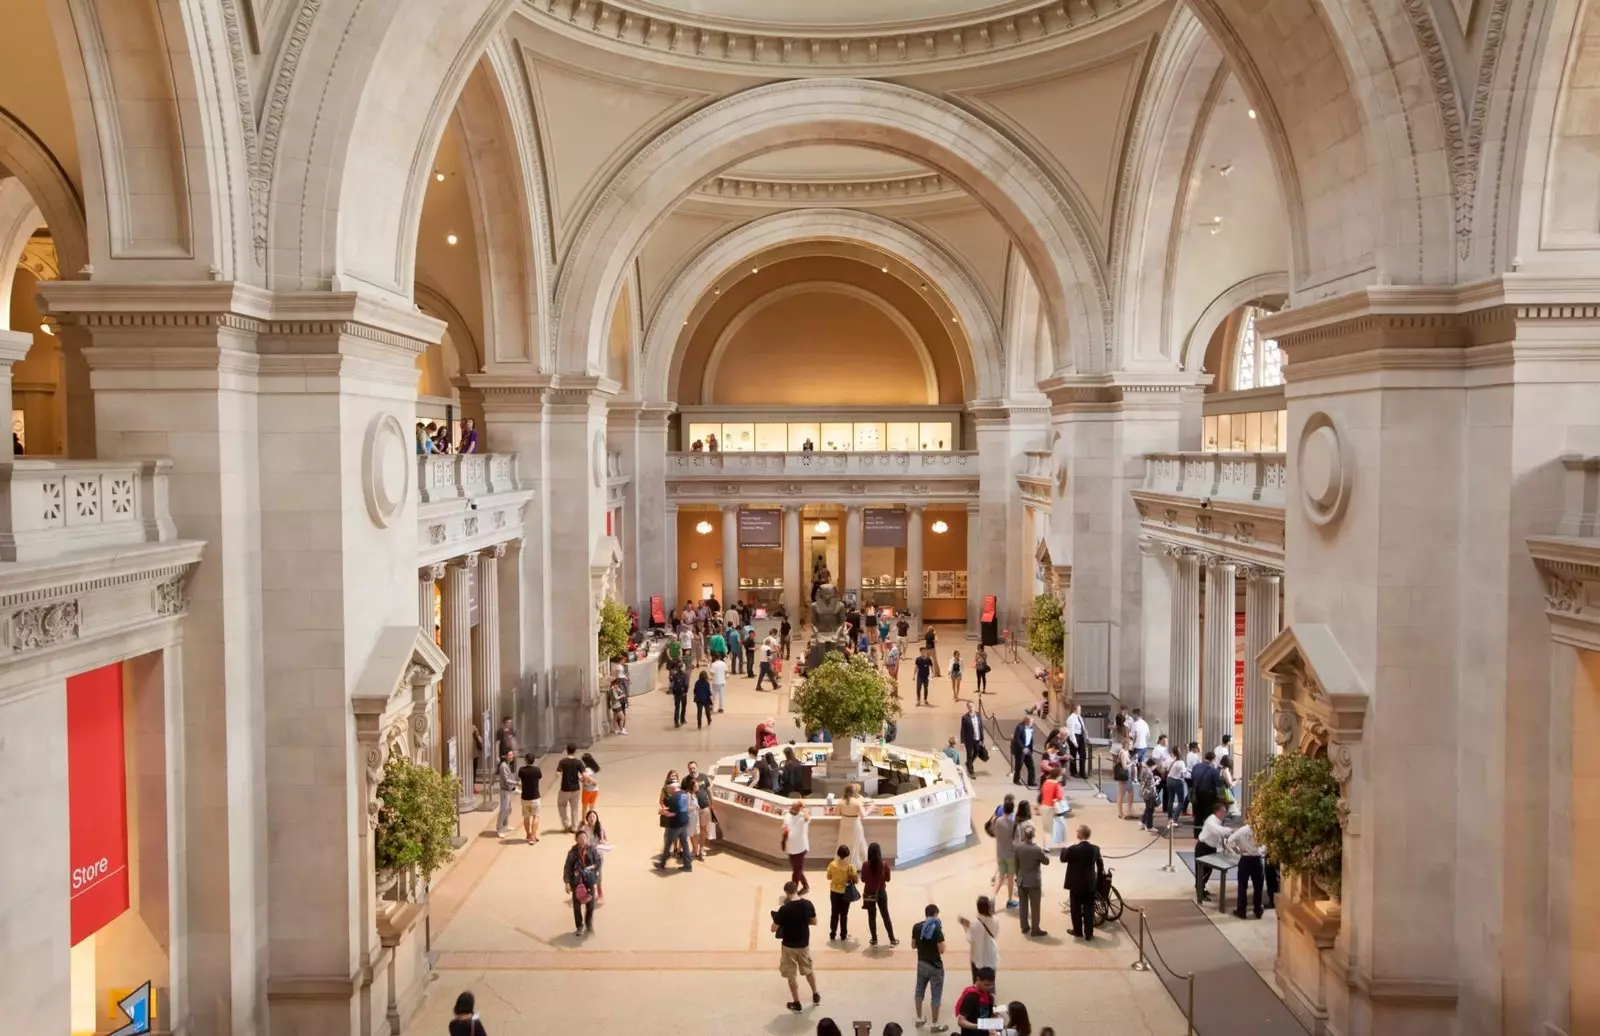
(981, 595), (996, 623)
(650, 596), (665, 624)
(68, 663), (129, 945)
(1234, 661), (1246, 725)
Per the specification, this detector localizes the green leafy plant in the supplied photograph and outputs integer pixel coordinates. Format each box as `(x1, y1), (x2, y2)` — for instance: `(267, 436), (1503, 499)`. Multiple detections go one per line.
(374, 752), (458, 881)
(1247, 752), (1342, 897)
(1026, 592), (1065, 673)
(598, 596), (631, 663)
(791, 652), (901, 741)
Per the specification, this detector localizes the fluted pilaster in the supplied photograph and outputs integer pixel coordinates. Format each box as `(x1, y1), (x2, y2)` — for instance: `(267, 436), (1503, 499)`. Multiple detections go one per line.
(721, 505), (739, 603)
(907, 505), (925, 637)
(441, 553), (477, 803)
(1201, 556), (1237, 752)
(844, 505), (863, 594)
(1241, 567), (1282, 811)
(1167, 547), (1201, 749)
(783, 506), (802, 619)
(419, 562), (444, 636)
(472, 543), (506, 769)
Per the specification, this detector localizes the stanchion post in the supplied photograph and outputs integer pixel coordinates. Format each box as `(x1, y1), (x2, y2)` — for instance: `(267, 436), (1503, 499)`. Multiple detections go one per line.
(1095, 746), (1107, 800)
(1130, 907), (1149, 971)
(1162, 818), (1175, 872)
(1186, 973), (1195, 1036)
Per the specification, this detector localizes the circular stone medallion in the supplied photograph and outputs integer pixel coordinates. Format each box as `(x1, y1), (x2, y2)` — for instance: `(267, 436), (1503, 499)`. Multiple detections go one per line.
(364, 413), (411, 528)
(1297, 411), (1350, 527)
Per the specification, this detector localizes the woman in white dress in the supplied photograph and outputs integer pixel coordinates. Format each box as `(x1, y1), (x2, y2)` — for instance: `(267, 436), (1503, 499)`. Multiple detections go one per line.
(839, 783), (869, 865)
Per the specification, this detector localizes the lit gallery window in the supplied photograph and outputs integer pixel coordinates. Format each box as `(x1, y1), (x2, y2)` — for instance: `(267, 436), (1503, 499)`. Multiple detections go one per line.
(1234, 306), (1283, 391)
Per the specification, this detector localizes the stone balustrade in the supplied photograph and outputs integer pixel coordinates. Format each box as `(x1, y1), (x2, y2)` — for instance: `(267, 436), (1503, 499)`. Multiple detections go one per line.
(0, 458), (179, 562)
(1022, 449), (1052, 479)
(417, 453), (520, 503)
(667, 450), (976, 478)
(1143, 451), (1287, 506)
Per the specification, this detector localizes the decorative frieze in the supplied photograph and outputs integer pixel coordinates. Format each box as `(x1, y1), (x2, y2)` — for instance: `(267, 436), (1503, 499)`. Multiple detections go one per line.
(1527, 530), (1600, 649)
(8, 600), (80, 652)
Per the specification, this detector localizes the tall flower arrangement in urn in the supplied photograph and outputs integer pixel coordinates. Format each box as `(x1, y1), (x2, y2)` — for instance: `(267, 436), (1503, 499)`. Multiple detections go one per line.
(791, 652), (900, 767)
(1247, 752), (1342, 899)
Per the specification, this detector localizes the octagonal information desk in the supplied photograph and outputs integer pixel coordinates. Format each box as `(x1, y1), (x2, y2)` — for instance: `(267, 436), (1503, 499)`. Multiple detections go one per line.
(708, 743), (975, 866)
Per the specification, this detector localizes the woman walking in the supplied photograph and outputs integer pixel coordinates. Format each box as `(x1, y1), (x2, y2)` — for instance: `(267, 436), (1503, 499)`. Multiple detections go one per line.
(448, 991), (488, 1036)
(1112, 739), (1134, 819)
(861, 842), (899, 946)
(693, 669), (714, 728)
(839, 783), (869, 865)
(682, 773), (702, 855)
(974, 645), (990, 695)
(958, 896), (1001, 992)
(563, 830), (600, 936)
(580, 809), (609, 902)
(826, 845), (859, 941)
(885, 639), (901, 692)
(580, 753), (601, 816)
(949, 650), (964, 700)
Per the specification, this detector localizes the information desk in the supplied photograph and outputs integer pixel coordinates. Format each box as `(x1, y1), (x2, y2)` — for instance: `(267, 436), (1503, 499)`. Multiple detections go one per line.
(708, 743), (974, 866)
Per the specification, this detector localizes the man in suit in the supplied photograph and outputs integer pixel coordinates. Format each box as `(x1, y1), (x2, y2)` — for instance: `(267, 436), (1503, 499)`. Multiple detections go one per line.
(1065, 705), (1087, 779)
(1010, 715), (1039, 788)
(1190, 751), (1222, 837)
(959, 702), (985, 777)
(1060, 824), (1105, 940)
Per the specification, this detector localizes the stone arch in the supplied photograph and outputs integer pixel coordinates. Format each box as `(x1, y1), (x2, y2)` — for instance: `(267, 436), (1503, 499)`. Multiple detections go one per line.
(1181, 272), (1290, 374)
(699, 281), (940, 405)
(557, 79), (1108, 380)
(0, 109), (87, 282)
(414, 281), (483, 377)
(1185, 0), (1457, 292)
(1110, 6), (1227, 369)
(0, 180), (46, 329)
(640, 208), (1000, 402)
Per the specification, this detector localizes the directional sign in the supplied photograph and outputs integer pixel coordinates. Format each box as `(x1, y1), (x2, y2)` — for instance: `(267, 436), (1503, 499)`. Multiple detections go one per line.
(107, 982), (153, 1036)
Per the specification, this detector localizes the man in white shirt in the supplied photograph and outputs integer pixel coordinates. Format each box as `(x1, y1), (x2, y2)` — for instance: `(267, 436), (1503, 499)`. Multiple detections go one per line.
(709, 657), (728, 711)
(1213, 733), (1234, 767)
(1225, 823), (1267, 918)
(1195, 804), (1230, 902)
(1066, 705), (1087, 779)
(681, 625), (697, 665)
(780, 800), (812, 894)
(1185, 741), (1202, 770)
(1150, 734), (1171, 765)
(1129, 710), (1151, 762)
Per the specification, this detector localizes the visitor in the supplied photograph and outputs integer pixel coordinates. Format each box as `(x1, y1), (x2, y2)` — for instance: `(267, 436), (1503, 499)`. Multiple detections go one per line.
(1129, 708), (1150, 763)
(974, 644), (990, 694)
(1061, 824), (1104, 940)
(516, 752), (542, 844)
(1065, 705), (1086, 779)
(1164, 750), (1190, 822)
(771, 881), (821, 1014)
(757, 631), (780, 690)
(693, 767), (715, 859)
(580, 809), (608, 902)
(656, 775), (693, 871)
(415, 422), (434, 454)
(495, 716), (517, 760)
(954, 967), (997, 1032)
(607, 678), (629, 735)
(826, 845), (858, 942)
(753, 750), (779, 791)
(708, 624), (727, 663)
(758, 716), (779, 749)
(960, 702), (986, 777)
(817, 1021), (842, 1036)
(1191, 751), (1223, 837)
(781, 799), (811, 893)
(839, 783), (869, 864)
(1039, 768), (1069, 849)
(1010, 716), (1038, 788)
(459, 417), (479, 454)
(495, 750), (516, 837)
(990, 797), (1018, 909)
(885, 639), (901, 687)
(670, 662), (689, 728)
(1213, 732), (1234, 767)
(782, 746), (807, 798)
(563, 830), (599, 935)
(949, 649), (964, 701)
(914, 648), (933, 705)
(1013, 823), (1050, 937)
(709, 654), (728, 712)
(912, 904), (948, 1032)
(780, 614), (793, 659)
(861, 841), (898, 947)
(1227, 822), (1268, 918)
(1111, 739), (1134, 820)
(693, 668), (714, 728)
(1139, 758), (1162, 833)
(942, 736), (963, 767)
(682, 773), (702, 859)
(1195, 803), (1230, 903)
(745, 626), (758, 679)
(957, 903), (1000, 993)
(999, 1002), (1033, 1036)
(448, 991), (488, 1036)
(1151, 732), (1172, 765)
(556, 744), (585, 831)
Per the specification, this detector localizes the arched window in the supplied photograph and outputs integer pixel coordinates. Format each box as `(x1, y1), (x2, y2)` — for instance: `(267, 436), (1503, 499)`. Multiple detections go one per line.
(1234, 306), (1283, 390)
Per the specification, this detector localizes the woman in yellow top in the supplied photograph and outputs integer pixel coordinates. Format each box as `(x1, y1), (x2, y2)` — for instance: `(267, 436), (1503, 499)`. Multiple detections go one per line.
(825, 844), (859, 942)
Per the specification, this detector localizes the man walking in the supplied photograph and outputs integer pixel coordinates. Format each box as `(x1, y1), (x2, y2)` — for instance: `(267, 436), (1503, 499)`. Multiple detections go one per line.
(496, 716), (518, 762)
(991, 796), (1018, 910)
(780, 614), (792, 659)
(495, 749), (517, 836)
(959, 702), (985, 777)
(1014, 822), (1050, 937)
(1129, 708), (1151, 763)
(1190, 751), (1222, 837)
(1010, 716), (1038, 787)
(709, 655), (728, 714)
(771, 881), (821, 1014)
(756, 631), (780, 690)
(516, 752), (543, 844)
(912, 904), (949, 1032)
(1065, 704), (1086, 779)
(670, 662), (690, 728)
(657, 778), (693, 871)
(1164, 751), (1190, 823)
(555, 743), (584, 831)
(914, 648), (933, 705)
(1060, 824), (1104, 940)
(781, 799), (811, 893)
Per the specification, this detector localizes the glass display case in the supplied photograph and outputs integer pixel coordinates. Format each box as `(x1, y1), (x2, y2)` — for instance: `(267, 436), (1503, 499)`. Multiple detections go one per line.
(918, 422), (953, 451)
(787, 422), (821, 451)
(853, 421), (887, 451)
(755, 422), (787, 452)
(681, 415), (961, 452)
(886, 421), (919, 451)
(820, 422), (854, 451)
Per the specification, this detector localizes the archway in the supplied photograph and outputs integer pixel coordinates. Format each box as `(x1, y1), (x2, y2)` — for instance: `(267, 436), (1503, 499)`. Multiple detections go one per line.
(555, 79), (1109, 381)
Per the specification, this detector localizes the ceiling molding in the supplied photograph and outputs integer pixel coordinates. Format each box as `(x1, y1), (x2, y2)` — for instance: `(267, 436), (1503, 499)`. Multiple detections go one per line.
(515, 0), (1165, 74)
(695, 172), (963, 205)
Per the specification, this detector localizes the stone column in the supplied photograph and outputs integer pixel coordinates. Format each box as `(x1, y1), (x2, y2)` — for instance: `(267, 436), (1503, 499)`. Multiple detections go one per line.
(1239, 566), (1281, 811)
(844, 505), (863, 596)
(1167, 546), (1201, 751)
(607, 402), (674, 608)
(0, 329), (30, 452)
(966, 500), (982, 638)
(418, 563), (444, 636)
(1201, 556), (1237, 752)
(907, 505), (925, 637)
(1138, 537), (1175, 732)
(782, 505), (802, 619)
(663, 503), (680, 614)
(472, 544), (506, 768)
(721, 504), (740, 603)
(441, 553), (477, 803)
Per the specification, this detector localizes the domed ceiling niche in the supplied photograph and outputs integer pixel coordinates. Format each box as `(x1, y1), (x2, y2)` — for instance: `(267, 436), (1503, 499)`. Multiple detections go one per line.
(627, 0), (1030, 30)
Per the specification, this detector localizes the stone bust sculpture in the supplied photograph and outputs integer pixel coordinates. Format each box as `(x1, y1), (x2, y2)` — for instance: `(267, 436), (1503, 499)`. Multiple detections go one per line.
(810, 584), (847, 639)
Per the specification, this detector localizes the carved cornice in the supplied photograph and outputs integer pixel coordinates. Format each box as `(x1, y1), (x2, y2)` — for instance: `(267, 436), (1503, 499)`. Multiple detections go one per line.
(1527, 535), (1600, 649)
(696, 173), (959, 205)
(517, 0), (1156, 73)
(1132, 491), (1284, 572)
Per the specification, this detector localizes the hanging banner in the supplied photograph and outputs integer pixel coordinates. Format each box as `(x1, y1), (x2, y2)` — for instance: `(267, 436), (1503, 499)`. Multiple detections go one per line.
(981, 595), (997, 623)
(863, 509), (907, 547)
(737, 508), (782, 547)
(68, 663), (129, 946)
(650, 596), (665, 625)
(1234, 612), (1246, 726)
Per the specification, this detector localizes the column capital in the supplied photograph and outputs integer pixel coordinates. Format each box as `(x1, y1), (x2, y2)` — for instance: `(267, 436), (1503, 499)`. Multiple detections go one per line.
(966, 500), (980, 515)
(486, 542), (509, 560)
(906, 503), (925, 516)
(1200, 553), (1237, 571)
(1239, 564), (1282, 582)
(1162, 543), (1195, 560)
(721, 503), (739, 515)
(447, 552), (478, 570)
(420, 562), (446, 582)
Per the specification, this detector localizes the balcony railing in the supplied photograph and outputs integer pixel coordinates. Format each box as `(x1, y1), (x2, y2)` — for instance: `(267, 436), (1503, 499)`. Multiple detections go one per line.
(0, 458), (178, 562)
(417, 453), (520, 503)
(667, 451), (977, 478)
(1143, 451), (1287, 505)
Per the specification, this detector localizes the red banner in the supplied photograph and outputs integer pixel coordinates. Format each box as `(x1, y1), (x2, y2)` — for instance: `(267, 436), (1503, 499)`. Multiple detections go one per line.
(650, 596), (665, 624)
(981, 595), (996, 623)
(1234, 661), (1246, 725)
(68, 663), (129, 946)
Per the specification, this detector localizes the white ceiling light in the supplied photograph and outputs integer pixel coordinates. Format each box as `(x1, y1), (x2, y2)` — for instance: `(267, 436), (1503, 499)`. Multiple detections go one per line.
(1247, 108), (1257, 119)
(750, 266), (760, 273)
(931, 520), (949, 534)
(39, 322), (54, 336)
(695, 520), (713, 535)
(446, 233), (458, 245)
(880, 266), (889, 273)
(813, 520), (831, 534)
(434, 170), (445, 182)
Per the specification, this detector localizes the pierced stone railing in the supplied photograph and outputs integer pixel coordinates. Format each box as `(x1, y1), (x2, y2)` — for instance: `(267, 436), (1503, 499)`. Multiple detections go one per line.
(417, 453), (520, 503)
(667, 451), (976, 478)
(1022, 450), (1052, 479)
(1143, 452), (1287, 505)
(0, 458), (178, 561)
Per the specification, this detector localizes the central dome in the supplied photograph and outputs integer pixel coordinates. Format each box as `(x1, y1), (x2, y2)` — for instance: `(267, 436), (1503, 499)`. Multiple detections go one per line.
(623, 0), (1030, 30)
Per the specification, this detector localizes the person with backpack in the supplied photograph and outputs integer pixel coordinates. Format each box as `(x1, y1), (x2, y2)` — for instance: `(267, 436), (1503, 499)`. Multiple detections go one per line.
(669, 663), (690, 728)
(563, 829), (600, 935)
(1139, 759), (1163, 833)
(912, 904), (949, 1032)
(693, 668), (715, 728)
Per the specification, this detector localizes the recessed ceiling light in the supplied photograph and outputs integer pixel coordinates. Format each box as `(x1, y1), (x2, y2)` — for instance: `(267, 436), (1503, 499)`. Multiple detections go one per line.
(813, 520), (831, 534)
(434, 171), (445, 182)
(920, 283), (929, 291)
(714, 287), (722, 295)
(880, 266), (889, 273)
(446, 234), (458, 245)
(1247, 108), (1257, 119)
(931, 520), (949, 534)
(751, 266), (759, 273)
(39, 322), (53, 336)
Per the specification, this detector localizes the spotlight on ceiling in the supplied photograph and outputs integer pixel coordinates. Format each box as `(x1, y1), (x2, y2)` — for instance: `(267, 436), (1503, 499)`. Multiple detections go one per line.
(1247, 108), (1257, 119)
(813, 520), (831, 534)
(446, 233), (459, 245)
(750, 266), (759, 273)
(695, 520), (713, 535)
(434, 170), (445, 182)
(880, 266), (889, 273)
(39, 322), (54, 336)
(931, 520), (949, 534)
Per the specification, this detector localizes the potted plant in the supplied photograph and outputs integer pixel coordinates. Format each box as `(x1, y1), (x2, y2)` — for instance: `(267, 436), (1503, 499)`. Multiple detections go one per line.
(597, 596), (631, 665)
(374, 752), (459, 902)
(790, 652), (901, 772)
(1247, 752), (1342, 901)
(1026, 592), (1066, 699)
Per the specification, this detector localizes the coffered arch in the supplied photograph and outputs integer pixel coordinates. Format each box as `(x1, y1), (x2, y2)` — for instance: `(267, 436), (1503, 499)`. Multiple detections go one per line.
(640, 208), (1000, 403)
(556, 79), (1109, 382)
(0, 108), (87, 283)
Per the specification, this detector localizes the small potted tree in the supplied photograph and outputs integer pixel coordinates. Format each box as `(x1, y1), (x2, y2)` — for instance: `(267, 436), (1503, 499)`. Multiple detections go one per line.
(790, 652), (901, 774)
(374, 752), (459, 905)
(1026, 592), (1066, 705)
(1247, 752), (1343, 904)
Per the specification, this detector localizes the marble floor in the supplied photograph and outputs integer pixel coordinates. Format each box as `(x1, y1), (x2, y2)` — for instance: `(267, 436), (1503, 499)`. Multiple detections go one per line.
(411, 640), (1271, 1035)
